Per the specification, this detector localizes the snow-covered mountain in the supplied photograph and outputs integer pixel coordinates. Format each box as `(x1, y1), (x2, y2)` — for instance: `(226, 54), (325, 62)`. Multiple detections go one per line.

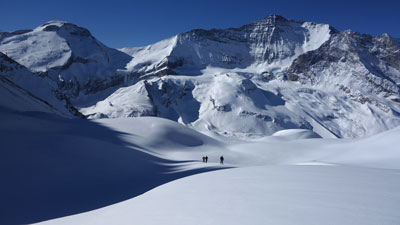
(1, 15), (400, 138)
(121, 15), (335, 77)
(287, 31), (400, 100)
(0, 52), (80, 116)
(86, 15), (400, 138)
(0, 21), (132, 99)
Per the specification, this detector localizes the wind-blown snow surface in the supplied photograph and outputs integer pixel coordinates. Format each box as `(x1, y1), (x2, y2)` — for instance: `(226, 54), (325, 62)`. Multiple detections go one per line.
(31, 117), (400, 225)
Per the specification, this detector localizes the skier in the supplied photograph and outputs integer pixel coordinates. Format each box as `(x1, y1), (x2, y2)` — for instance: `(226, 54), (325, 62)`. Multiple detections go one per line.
(205, 156), (208, 163)
(202, 156), (205, 163)
(220, 156), (224, 165)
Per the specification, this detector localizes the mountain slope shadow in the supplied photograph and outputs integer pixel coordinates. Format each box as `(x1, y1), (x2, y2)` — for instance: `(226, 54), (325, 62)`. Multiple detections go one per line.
(0, 109), (222, 225)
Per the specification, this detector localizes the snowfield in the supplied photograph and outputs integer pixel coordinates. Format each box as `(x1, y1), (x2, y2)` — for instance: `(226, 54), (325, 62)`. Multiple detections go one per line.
(2, 109), (398, 225)
(33, 117), (400, 225)
(1, 104), (400, 224)
(37, 166), (400, 225)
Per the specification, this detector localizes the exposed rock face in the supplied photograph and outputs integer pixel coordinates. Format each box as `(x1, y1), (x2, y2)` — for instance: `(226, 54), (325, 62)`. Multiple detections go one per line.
(287, 31), (400, 99)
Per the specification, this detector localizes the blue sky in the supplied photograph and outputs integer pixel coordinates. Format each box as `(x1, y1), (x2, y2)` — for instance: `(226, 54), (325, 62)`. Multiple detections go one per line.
(1, 0), (399, 48)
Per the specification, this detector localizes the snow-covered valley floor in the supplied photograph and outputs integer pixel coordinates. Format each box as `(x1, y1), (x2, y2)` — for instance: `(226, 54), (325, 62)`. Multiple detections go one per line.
(1, 110), (400, 225)
(38, 166), (400, 225)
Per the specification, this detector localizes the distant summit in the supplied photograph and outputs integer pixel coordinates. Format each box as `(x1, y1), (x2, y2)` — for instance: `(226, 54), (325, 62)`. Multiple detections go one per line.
(37, 21), (92, 37)
(262, 14), (290, 23)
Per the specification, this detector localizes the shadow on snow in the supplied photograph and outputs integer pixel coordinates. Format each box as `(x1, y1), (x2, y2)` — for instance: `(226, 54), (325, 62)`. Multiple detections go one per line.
(0, 109), (223, 224)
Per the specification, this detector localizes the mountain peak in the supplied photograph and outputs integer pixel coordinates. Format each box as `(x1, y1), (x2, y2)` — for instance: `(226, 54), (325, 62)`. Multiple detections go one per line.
(36, 21), (92, 37)
(378, 33), (392, 40)
(265, 14), (288, 21)
(41, 20), (69, 26)
(261, 14), (289, 24)
(37, 20), (69, 30)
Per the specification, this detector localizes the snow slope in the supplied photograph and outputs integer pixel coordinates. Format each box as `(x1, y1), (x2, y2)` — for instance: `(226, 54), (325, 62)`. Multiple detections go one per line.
(34, 118), (400, 225)
(87, 118), (400, 169)
(0, 112), (225, 225)
(272, 129), (322, 139)
(0, 76), (59, 114)
(38, 166), (400, 225)
(0, 52), (77, 116)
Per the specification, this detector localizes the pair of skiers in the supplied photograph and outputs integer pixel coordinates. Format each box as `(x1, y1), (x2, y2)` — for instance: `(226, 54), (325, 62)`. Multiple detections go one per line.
(201, 156), (224, 164)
